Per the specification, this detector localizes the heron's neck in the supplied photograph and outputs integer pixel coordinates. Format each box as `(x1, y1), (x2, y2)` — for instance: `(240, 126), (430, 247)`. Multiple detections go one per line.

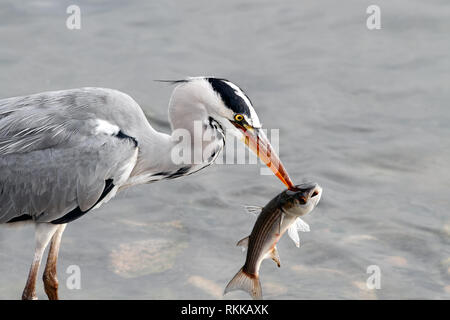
(127, 95), (224, 186)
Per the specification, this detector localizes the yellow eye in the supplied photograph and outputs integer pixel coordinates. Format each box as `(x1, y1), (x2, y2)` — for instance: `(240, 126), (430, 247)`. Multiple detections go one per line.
(234, 114), (244, 122)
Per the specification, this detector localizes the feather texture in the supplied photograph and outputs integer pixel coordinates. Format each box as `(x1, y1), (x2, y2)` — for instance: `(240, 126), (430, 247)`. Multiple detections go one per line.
(0, 88), (143, 223)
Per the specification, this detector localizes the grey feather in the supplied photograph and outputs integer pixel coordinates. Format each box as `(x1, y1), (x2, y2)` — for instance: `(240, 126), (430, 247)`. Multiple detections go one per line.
(0, 88), (144, 223)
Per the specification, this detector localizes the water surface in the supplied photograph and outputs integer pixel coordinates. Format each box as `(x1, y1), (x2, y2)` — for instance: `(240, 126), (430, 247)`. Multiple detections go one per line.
(0, 0), (449, 299)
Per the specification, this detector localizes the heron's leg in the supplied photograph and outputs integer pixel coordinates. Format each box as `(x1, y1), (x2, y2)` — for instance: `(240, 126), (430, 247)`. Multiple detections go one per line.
(22, 223), (59, 300)
(43, 224), (66, 300)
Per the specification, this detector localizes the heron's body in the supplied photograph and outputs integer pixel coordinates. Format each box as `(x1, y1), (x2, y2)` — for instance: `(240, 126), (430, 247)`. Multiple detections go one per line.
(0, 87), (224, 224)
(0, 77), (293, 299)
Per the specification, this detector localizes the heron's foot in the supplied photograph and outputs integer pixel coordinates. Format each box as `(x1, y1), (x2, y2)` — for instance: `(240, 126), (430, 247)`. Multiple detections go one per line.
(21, 290), (38, 300)
(43, 272), (59, 300)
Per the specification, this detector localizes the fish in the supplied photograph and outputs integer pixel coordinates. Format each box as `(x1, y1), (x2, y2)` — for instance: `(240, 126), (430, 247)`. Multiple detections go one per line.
(224, 182), (322, 299)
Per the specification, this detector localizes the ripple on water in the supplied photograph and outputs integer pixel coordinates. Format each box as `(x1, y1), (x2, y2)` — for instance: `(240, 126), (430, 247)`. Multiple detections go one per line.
(187, 275), (223, 299)
(110, 238), (188, 278)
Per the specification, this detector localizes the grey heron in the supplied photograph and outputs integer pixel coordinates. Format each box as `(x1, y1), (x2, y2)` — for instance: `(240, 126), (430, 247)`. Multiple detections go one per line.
(0, 76), (294, 300)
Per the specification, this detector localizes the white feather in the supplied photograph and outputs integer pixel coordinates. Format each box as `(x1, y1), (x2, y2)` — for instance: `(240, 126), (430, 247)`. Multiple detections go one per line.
(94, 119), (120, 135)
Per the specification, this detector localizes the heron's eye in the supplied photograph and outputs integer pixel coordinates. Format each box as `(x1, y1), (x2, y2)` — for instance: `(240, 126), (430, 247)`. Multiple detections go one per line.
(234, 114), (244, 122)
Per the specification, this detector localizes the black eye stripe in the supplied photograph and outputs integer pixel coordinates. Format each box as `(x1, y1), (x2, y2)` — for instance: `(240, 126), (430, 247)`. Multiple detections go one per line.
(207, 78), (252, 117)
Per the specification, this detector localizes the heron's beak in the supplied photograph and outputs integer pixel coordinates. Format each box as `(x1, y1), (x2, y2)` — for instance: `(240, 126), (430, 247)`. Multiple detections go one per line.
(233, 122), (294, 189)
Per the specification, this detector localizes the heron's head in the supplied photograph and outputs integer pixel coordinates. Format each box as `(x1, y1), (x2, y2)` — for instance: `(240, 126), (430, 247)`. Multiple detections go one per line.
(168, 77), (294, 188)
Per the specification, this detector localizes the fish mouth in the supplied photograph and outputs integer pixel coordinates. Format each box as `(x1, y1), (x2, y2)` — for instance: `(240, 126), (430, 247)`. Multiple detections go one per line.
(307, 184), (322, 206)
(233, 122), (294, 189)
(311, 185), (323, 206)
(310, 185), (322, 199)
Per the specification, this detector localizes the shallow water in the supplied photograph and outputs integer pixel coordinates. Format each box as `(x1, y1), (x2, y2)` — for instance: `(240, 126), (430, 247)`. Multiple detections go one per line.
(0, 0), (449, 299)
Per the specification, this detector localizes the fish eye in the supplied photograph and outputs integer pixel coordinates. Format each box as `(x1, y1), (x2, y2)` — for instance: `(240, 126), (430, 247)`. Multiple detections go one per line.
(234, 114), (244, 122)
(298, 196), (307, 205)
(311, 191), (319, 198)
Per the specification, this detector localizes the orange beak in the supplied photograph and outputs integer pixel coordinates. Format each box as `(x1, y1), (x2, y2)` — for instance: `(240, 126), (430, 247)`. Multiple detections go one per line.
(233, 123), (294, 189)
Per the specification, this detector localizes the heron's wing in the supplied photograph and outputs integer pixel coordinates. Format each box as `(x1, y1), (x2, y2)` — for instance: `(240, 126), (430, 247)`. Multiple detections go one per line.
(0, 92), (138, 223)
(0, 90), (105, 155)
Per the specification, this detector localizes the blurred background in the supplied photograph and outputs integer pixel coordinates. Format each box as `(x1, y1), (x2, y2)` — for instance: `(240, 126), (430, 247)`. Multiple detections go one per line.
(0, 0), (449, 299)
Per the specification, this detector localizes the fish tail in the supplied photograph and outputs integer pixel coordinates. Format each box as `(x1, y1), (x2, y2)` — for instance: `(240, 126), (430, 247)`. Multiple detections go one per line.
(224, 268), (262, 300)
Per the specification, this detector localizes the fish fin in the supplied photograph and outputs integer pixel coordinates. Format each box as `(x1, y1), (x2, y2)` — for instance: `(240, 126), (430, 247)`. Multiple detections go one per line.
(244, 205), (262, 215)
(236, 236), (249, 252)
(224, 268), (262, 300)
(288, 218), (311, 248)
(279, 211), (285, 234)
(270, 246), (281, 267)
(288, 224), (300, 248)
(296, 217), (310, 232)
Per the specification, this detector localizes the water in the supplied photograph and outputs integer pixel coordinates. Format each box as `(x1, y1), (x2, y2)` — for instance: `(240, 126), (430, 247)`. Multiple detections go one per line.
(0, 0), (449, 299)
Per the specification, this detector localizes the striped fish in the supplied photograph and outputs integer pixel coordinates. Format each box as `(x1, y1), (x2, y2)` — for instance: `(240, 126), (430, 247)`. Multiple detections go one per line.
(224, 182), (322, 299)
